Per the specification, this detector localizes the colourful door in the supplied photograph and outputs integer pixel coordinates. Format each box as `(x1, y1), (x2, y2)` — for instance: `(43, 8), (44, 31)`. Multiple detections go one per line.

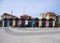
(49, 20), (53, 27)
(17, 20), (22, 27)
(46, 20), (49, 27)
(25, 20), (28, 26)
(7, 19), (10, 27)
(12, 20), (16, 27)
(4, 20), (7, 27)
(39, 20), (42, 27)
(42, 21), (46, 27)
(32, 20), (35, 27)
(53, 21), (55, 27)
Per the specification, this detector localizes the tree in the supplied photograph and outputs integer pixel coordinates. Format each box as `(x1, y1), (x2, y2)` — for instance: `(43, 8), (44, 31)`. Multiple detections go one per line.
(55, 22), (60, 27)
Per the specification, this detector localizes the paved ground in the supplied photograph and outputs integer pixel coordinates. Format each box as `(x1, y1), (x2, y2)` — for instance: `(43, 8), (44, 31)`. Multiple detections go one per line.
(0, 27), (60, 43)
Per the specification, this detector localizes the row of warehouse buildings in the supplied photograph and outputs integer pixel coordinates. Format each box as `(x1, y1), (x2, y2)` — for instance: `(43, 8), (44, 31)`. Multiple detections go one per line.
(0, 12), (60, 27)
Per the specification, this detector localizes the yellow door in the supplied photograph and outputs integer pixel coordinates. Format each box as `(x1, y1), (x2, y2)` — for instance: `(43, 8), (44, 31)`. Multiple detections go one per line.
(39, 20), (42, 27)
(12, 20), (16, 27)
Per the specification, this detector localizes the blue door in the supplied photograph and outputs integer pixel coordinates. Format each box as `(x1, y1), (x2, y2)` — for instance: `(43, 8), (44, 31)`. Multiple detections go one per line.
(7, 19), (10, 27)
(4, 20), (7, 27)
(32, 20), (35, 27)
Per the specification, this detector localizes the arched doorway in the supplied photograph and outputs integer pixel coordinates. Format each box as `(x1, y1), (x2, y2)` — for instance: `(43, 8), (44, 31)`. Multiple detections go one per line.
(35, 18), (39, 27)
(17, 19), (22, 27)
(41, 18), (47, 27)
(15, 18), (19, 27)
(49, 18), (54, 27)
(4, 18), (7, 27)
(21, 18), (25, 27)
(4, 18), (10, 27)
(28, 17), (32, 27)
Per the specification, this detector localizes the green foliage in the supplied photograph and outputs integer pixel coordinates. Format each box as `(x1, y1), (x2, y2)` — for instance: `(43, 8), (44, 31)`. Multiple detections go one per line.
(55, 22), (60, 27)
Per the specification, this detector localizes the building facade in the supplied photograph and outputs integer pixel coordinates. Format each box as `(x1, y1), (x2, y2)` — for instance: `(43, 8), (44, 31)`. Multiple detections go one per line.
(1, 13), (19, 27)
(56, 15), (60, 23)
(1, 12), (57, 27)
(39, 12), (56, 27)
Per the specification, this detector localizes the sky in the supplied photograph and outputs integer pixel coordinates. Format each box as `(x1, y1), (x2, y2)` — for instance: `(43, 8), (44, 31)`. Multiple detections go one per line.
(0, 0), (60, 18)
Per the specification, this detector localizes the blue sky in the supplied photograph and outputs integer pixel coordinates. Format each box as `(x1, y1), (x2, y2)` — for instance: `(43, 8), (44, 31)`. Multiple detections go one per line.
(0, 0), (60, 18)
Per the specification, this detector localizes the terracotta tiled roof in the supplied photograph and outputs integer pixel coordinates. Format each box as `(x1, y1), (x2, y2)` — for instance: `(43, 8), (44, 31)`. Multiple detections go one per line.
(46, 12), (56, 16)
